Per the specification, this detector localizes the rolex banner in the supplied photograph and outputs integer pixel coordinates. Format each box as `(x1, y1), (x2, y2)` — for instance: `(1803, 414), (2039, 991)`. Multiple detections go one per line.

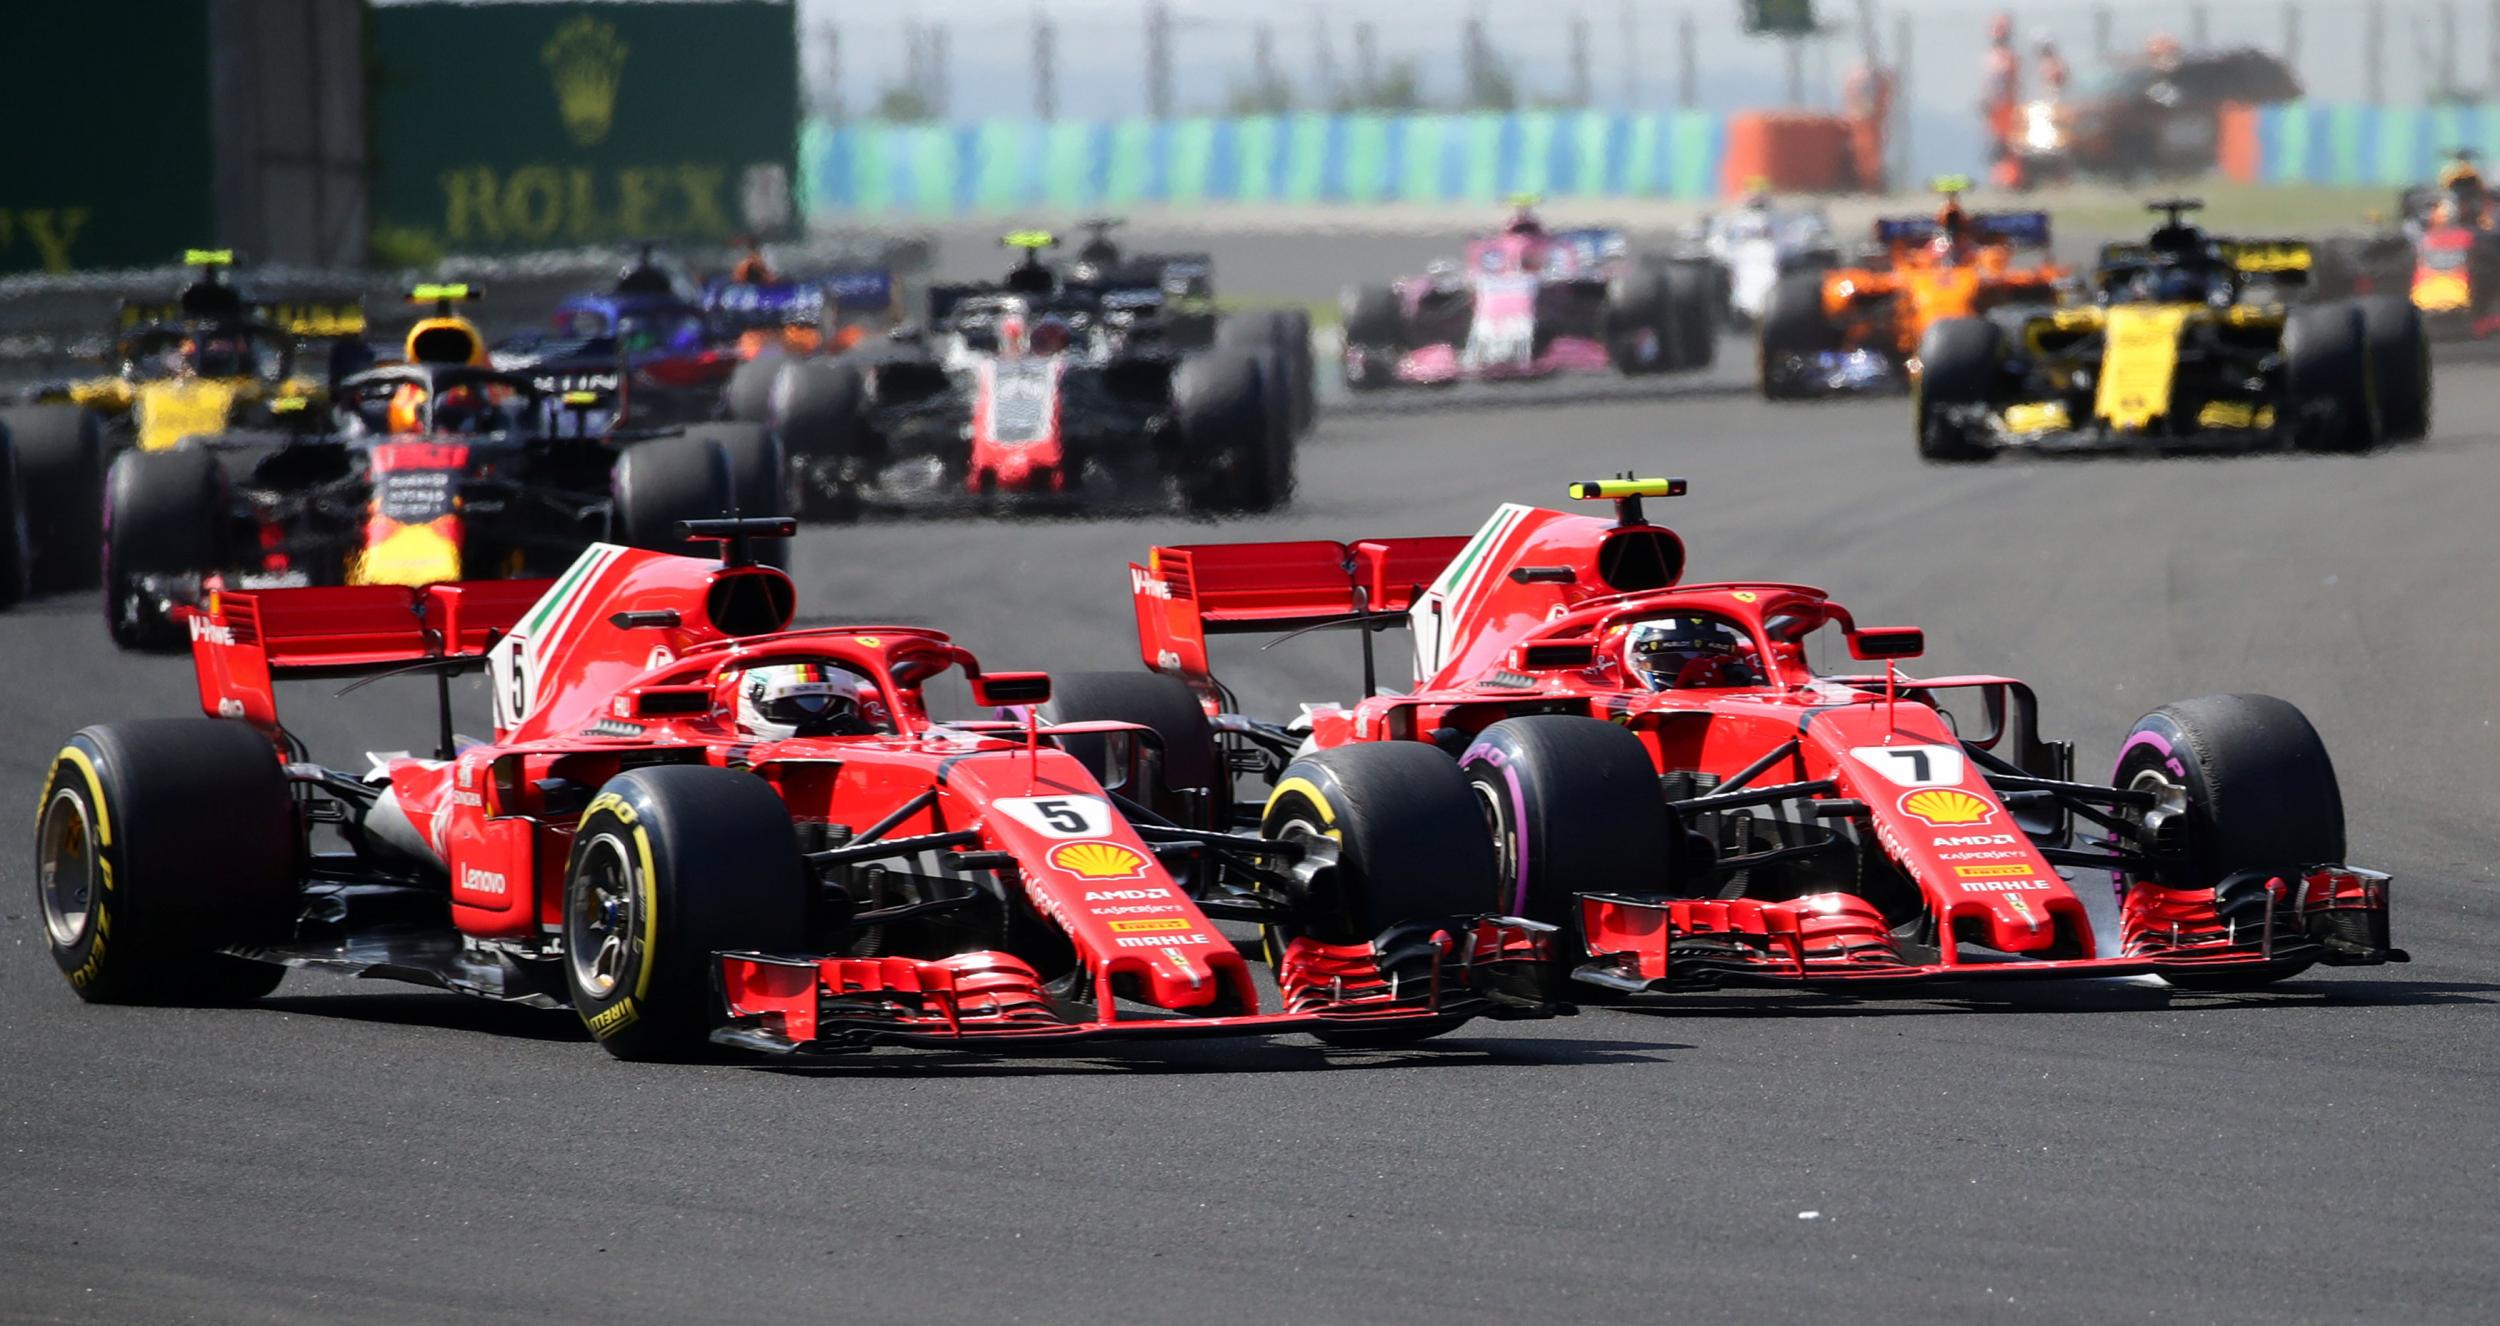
(369, 1), (799, 259)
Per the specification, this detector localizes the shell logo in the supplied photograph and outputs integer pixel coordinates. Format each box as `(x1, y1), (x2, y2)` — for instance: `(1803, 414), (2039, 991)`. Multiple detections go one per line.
(1048, 840), (1149, 882)
(1898, 788), (1995, 828)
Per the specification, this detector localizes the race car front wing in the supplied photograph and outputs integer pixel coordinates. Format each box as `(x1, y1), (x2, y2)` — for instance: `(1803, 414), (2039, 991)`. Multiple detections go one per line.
(711, 916), (1565, 1053)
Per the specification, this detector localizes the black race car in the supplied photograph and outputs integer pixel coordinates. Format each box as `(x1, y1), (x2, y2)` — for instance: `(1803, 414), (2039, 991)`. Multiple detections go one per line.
(99, 362), (775, 650)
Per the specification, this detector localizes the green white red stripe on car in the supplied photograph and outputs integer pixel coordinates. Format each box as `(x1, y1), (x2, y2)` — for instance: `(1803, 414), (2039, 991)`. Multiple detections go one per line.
(1411, 502), (1540, 683)
(490, 543), (628, 735)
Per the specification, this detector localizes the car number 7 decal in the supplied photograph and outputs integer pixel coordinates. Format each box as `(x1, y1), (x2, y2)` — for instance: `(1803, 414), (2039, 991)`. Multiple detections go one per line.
(1847, 744), (1966, 788)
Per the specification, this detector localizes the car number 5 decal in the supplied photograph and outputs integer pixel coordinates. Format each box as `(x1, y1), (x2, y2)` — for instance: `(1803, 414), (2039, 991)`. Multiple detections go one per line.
(995, 795), (1115, 839)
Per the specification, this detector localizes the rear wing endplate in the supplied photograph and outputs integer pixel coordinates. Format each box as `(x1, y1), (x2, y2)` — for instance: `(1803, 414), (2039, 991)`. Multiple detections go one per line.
(1129, 536), (1467, 688)
(188, 580), (550, 737)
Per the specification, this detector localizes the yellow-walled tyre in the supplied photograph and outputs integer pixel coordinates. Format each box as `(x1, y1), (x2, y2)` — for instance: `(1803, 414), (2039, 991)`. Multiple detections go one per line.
(562, 765), (807, 1061)
(33, 720), (295, 1004)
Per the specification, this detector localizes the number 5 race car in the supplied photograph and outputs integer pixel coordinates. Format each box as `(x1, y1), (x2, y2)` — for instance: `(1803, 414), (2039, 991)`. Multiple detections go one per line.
(1120, 479), (2404, 996)
(30, 521), (1559, 1060)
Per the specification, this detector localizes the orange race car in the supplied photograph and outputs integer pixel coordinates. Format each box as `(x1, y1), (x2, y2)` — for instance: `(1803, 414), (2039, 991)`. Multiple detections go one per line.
(1758, 186), (2067, 398)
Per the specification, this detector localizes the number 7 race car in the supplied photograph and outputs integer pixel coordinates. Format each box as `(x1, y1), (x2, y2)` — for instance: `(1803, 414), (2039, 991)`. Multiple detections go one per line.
(1118, 479), (2405, 996)
(31, 521), (1559, 1061)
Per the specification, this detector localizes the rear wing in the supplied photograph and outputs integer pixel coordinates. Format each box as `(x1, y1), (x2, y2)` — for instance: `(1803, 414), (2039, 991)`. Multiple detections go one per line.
(1129, 537), (1468, 688)
(188, 580), (550, 742)
(1872, 211), (2051, 249)
(116, 296), (367, 339)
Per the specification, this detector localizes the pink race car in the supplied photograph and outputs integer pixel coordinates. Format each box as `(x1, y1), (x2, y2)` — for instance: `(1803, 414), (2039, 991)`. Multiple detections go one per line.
(1337, 202), (1717, 389)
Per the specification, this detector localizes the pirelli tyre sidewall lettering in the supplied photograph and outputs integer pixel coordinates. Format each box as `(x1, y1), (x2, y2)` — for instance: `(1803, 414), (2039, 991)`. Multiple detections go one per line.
(1257, 773), (1344, 966)
(563, 791), (663, 1041)
(37, 742), (116, 989)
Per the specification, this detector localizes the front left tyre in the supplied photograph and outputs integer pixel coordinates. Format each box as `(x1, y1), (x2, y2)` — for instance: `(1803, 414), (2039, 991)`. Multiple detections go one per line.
(34, 720), (296, 1004)
(563, 766), (810, 1060)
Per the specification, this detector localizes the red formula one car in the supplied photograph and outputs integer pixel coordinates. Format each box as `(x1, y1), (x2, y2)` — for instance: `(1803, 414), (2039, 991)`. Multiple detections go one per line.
(1123, 480), (2404, 994)
(30, 521), (1559, 1059)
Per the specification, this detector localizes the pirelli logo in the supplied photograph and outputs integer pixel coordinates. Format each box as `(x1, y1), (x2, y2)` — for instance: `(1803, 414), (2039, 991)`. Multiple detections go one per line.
(1956, 864), (2035, 879)
(1108, 918), (1193, 934)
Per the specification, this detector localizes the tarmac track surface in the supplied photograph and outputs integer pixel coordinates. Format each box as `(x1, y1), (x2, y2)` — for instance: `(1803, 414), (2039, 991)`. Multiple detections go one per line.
(3, 275), (2498, 1321)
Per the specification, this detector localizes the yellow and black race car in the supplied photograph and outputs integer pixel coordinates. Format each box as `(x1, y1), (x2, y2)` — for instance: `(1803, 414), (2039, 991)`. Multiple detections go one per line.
(1911, 201), (2430, 461)
(1, 252), (367, 607)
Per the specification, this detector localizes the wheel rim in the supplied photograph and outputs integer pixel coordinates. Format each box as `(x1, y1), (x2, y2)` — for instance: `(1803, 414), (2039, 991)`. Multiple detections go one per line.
(568, 832), (640, 1000)
(2114, 766), (2189, 893)
(1469, 777), (1521, 915)
(1263, 812), (1340, 962)
(37, 787), (99, 948)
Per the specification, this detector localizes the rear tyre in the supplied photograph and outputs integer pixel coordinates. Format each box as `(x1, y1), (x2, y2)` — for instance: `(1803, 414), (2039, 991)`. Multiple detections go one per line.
(1038, 671), (1226, 828)
(2283, 302), (2380, 453)
(2113, 694), (2343, 990)
(563, 766), (809, 1061)
(0, 431), (28, 609)
(769, 357), (871, 516)
(34, 720), (295, 1004)
(1, 405), (106, 593)
(1261, 742), (1503, 1046)
(1339, 284), (1405, 390)
(1758, 270), (1841, 399)
(1459, 717), (1671, 938)
(1604, 264), (1675, 375)
(721, 346), (788, 424)
(682, 423), (787, 567)
(1913, 317), (2004, 463)
(1171, 348), (1278, 515)
(2357, 294), (2430, 442)
(102, 445), (229, 651)
(612, 435), (736, 556)
(1665, 263), (1717, 370)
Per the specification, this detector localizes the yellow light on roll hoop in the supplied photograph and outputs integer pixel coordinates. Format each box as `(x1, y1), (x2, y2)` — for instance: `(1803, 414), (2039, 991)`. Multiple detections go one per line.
(1568, 478), (1689, 500)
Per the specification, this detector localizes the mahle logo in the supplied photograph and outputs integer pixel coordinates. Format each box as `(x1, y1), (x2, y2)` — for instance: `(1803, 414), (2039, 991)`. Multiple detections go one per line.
(543, 15), (628, 148)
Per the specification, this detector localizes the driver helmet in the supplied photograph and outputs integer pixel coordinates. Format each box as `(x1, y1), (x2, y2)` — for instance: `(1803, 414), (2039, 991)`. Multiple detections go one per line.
(2432, 197), (2461, 227)
(1027, 314), (1073, 357)
(2135, 264), (2211, 304)
(1621, 614), (1759, 691)
(729, 235), (776, 285)
(191, 335), (249, 377)
(723, 662), (887, 740)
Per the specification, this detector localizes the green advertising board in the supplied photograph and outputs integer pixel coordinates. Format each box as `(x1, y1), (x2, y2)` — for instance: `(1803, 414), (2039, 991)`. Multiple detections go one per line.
(370, 1), (799, 259)
(0, 1), (213, 274)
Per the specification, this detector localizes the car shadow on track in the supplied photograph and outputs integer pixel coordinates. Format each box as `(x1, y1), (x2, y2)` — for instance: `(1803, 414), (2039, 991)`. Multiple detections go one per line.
(255, 991), (593, 1043)
(1328, 376), (1759, 420)
(247, 989), (1678, 1074)
(739, 1033), (1682, 1080)
(1588, 976), (2500, 1021)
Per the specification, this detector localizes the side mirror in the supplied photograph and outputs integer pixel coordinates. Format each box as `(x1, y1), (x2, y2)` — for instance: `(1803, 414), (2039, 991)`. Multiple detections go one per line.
(971, 671), (1052, 708)
(1848, 626), (1925, 661)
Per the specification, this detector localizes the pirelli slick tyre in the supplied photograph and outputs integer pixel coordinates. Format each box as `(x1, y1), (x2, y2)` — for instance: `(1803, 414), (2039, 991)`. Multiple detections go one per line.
(563, 766), (809, 1061)
(102, 445), (229, 652)
(1339, 284), (1405, 391)
(1261, 742), (1500, 947)
(769, 356), (870, 466)
(694, 423), (787, 567)
(1666, 263), (1717, 371)
(2358, 294), (2430, 442)
(2113, 694), (2343, 990)
(1, 404), (106, 593)
(0, 430), (28, 609)
(1758, 270), (1841, 399)
(1913, 318), (2004, 463)
(1219, 310), (1314, 435)
(612, 434), (739, 557)
(1605, 264), (1676, 375)
(1460, 716), (1671, 938)
(721, 346), (788, 424)
(1172, 348), (1279, 515)
(34, 720), (295, 1005)
(2284, 302), (2380, 453)
(1038, 671), (1227, 828)
(1261, 742), (1501, 1047)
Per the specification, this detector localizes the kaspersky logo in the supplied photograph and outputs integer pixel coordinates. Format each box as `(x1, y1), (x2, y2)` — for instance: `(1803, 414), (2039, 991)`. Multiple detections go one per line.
(544, 15), (628, 148)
